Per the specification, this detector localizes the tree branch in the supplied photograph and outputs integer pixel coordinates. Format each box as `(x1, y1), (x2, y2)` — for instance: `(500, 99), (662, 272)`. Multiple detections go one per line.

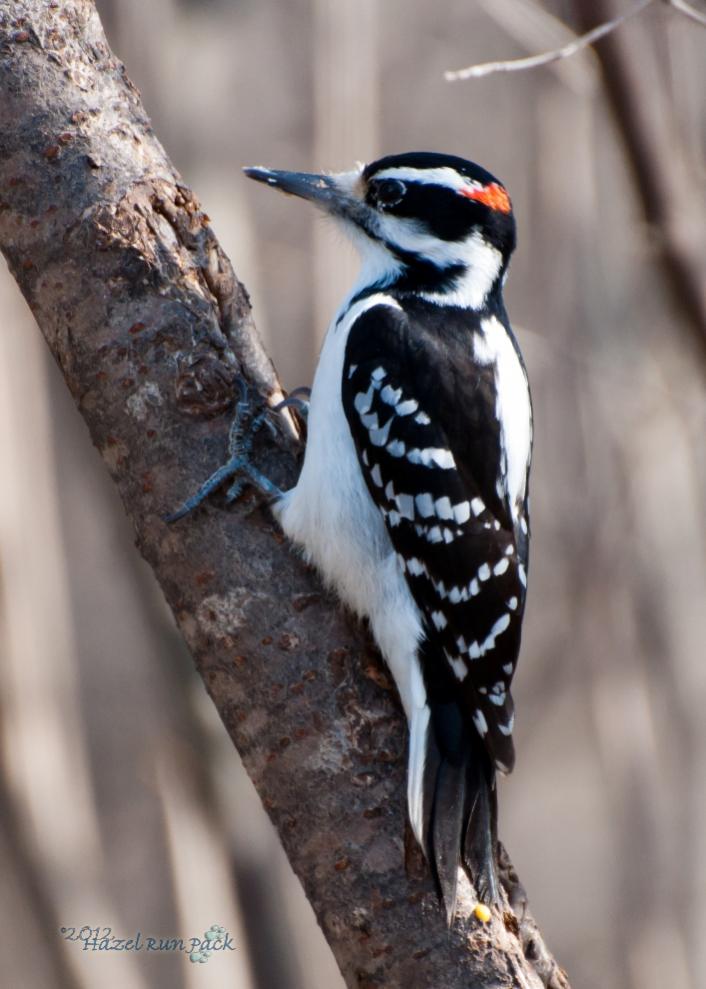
(0, 2), (569, 986)
(445, 0), (706, 81)
(666, 0), (706, 28)
(445, 0), (654, 81)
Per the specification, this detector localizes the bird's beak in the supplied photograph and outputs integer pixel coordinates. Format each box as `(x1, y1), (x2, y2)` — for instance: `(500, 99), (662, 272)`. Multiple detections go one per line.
(243, 166), (341, 207)
(243, 166), (370, 230)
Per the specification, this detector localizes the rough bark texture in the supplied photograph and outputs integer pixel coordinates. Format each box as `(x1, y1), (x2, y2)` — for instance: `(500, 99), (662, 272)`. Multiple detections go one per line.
(0, 3), (569, 986)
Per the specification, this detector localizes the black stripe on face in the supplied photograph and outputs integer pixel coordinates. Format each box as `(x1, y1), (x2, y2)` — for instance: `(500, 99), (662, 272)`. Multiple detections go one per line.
(363, 181), (516, 264)
(387, 184), (485, 242)
(386, 254), (466, 296)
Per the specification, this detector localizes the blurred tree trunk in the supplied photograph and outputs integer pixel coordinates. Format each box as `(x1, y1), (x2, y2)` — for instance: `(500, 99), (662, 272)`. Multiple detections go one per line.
(573, 0), (706, 356)
(312, 0), (379, 338)
(0, 2), (569, 986)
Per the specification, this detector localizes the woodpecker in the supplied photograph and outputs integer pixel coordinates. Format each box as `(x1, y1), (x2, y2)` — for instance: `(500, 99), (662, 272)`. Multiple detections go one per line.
(173, 152), (532, 921)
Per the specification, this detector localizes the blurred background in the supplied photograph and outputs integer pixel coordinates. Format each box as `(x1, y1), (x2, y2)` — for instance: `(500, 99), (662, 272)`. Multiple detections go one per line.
(1, 1), (704, 986)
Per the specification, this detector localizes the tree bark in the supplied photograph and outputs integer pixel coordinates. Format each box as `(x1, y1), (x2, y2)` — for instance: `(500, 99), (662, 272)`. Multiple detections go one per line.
(0, 2), (569, 986)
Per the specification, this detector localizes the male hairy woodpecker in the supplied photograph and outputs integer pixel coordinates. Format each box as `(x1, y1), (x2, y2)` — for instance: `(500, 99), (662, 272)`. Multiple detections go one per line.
(173, 152), (532, 922)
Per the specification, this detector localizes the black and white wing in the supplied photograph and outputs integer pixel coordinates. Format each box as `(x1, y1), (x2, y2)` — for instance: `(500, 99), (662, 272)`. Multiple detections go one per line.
(342, 299), (531, 775)
(341, 297), (532, 913)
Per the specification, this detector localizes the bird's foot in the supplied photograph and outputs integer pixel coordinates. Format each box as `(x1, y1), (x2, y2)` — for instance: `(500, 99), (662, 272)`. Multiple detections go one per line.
(273, 386), (311, 424)
(474, 860), (500, 910)
(497, 841), (528, 917)
(165, 378), (284, 523)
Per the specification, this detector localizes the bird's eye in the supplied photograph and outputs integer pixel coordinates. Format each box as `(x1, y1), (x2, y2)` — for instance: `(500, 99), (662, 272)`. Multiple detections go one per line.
(370, 178), (406, 210)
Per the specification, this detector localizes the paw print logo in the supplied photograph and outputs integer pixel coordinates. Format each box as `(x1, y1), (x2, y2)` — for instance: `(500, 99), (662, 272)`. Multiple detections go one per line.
(189, 949), (210, 965)
(189, 925), (227, 964)
(205, 924), (226, 943)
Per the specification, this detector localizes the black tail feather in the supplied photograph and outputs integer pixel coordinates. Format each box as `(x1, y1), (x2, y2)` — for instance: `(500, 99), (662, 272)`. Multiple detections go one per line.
(431, 755), (466, 924)
(423, 703), (499, 923)
(462, 733), (499, 906)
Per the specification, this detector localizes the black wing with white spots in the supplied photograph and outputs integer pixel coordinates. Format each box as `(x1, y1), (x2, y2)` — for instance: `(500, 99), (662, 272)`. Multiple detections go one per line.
(341, 297), (531, 773)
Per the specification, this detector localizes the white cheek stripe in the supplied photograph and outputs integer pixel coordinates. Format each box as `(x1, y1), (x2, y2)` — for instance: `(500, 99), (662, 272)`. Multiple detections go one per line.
(371, 214), (503, 307)
(332, 169), (506, 312)
(373, 165), (483, 194)
(418, 232), (503, 311)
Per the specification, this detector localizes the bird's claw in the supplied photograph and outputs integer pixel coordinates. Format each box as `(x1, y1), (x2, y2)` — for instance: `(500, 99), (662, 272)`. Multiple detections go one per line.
(225, 477), (247, 503)
(165, 377), (283, 523)
(273, 385), (311, 422)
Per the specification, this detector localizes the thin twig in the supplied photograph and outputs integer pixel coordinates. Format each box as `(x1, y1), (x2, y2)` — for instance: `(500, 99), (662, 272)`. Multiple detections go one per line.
(445, 0), (655, 81)
(473, 0), (600, 94)
(666, 0), (706, 27)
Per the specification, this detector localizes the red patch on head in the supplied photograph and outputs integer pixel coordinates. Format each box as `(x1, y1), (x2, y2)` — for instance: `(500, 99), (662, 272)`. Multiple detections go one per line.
(459, 182), (511, 214)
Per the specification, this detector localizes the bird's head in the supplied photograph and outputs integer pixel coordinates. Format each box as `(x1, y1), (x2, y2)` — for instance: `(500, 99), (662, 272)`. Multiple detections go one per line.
(245, 151), (516, 310)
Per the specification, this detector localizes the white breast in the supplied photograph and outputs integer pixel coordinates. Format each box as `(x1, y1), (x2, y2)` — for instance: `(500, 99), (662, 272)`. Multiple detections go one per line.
(276, 294), (395, 617)
(274, 293), (427, 726)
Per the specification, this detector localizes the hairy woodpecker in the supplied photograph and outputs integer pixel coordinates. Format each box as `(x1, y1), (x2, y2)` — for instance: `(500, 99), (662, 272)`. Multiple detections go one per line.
(174, 152), (532, 921)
